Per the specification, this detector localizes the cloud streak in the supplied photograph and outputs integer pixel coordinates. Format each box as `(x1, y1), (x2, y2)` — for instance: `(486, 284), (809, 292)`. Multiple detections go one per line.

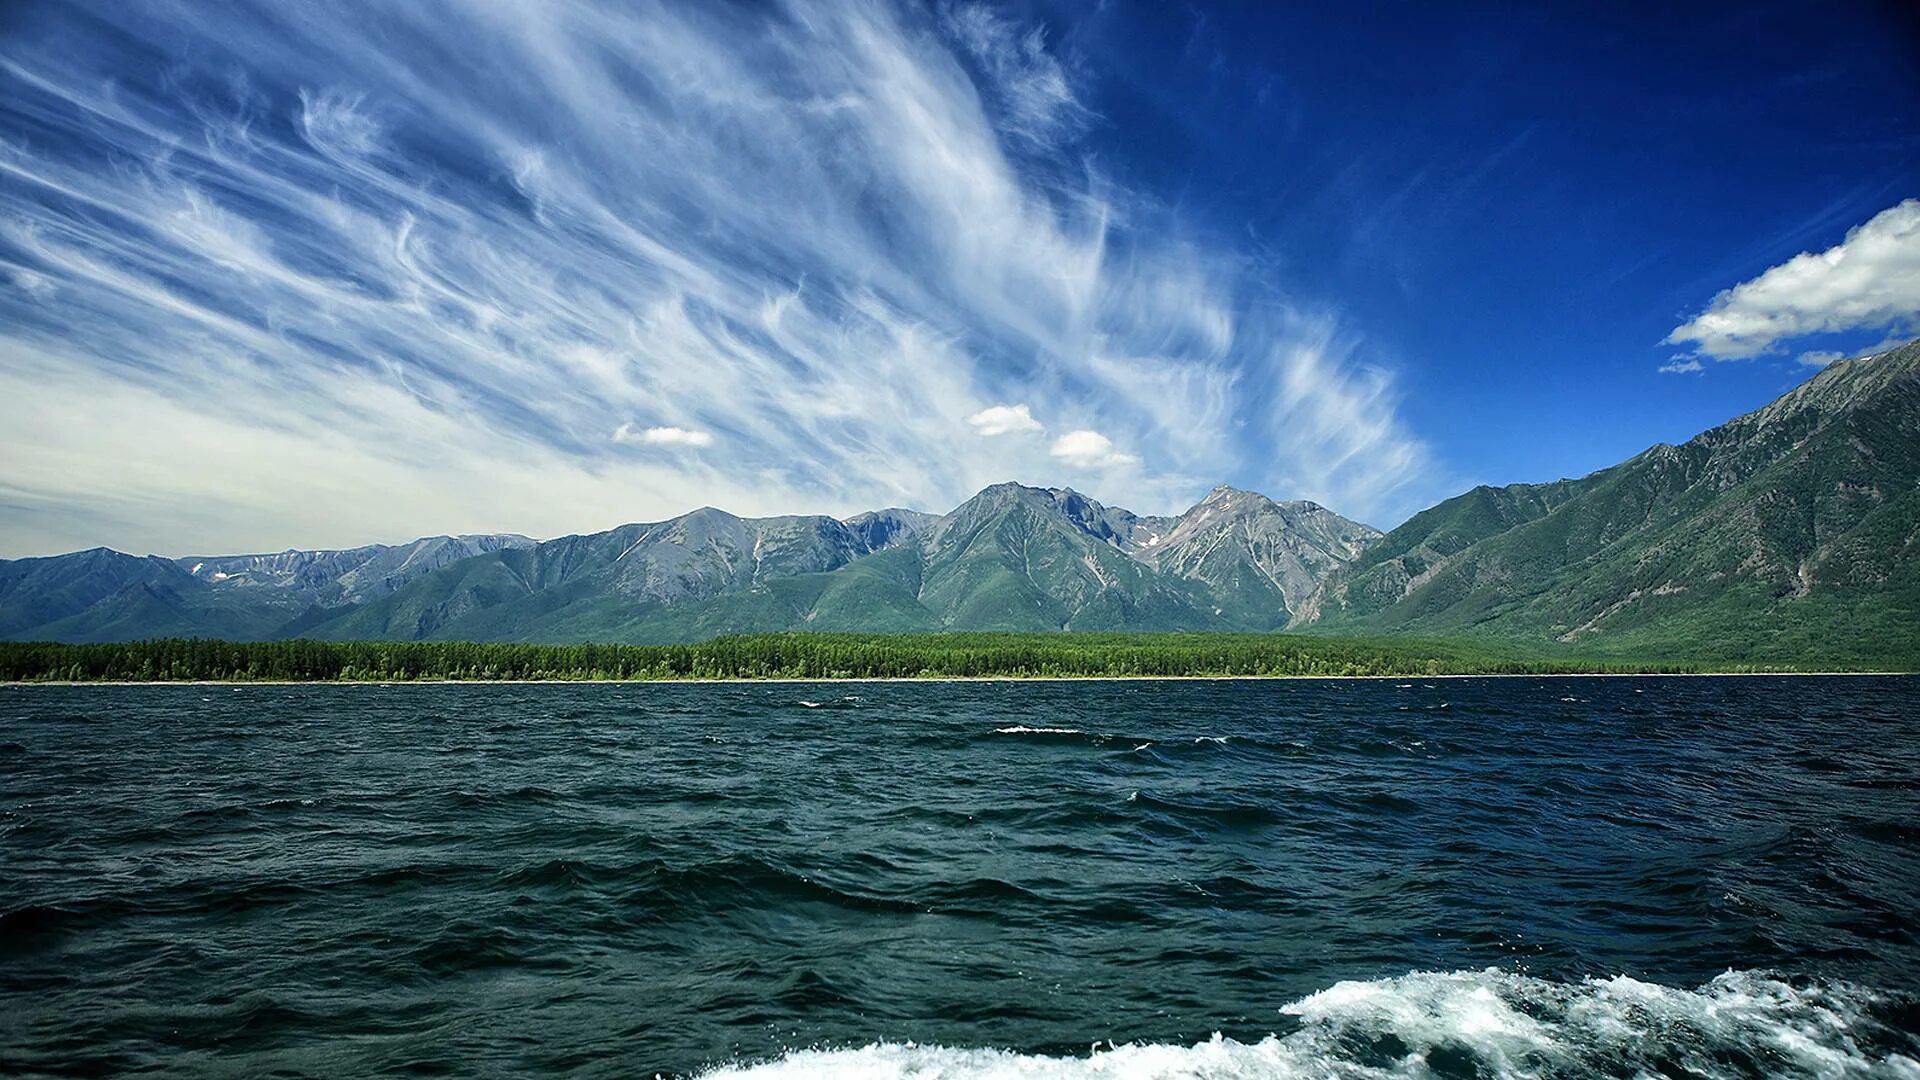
(615, 425), (715, 448)
(0, 0), (1434, 555)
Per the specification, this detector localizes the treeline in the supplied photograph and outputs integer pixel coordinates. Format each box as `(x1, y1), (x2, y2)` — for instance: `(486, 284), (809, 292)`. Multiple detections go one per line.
(0, 632), (1761, 682)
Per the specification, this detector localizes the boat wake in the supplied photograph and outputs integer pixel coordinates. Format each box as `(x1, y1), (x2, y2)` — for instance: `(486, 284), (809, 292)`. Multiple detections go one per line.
(701, 968), (1920, 1078)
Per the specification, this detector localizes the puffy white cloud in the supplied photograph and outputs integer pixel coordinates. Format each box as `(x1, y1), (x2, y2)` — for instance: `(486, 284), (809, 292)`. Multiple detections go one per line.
(1049, 429), (1138, 469)
(1667, 199), (1920, 360)
(615, 424), (715, 448)
(966, 403), (1044, 436)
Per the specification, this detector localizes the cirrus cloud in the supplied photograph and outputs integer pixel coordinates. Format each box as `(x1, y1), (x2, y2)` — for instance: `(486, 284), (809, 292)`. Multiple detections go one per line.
(0, 0), (1437, 556)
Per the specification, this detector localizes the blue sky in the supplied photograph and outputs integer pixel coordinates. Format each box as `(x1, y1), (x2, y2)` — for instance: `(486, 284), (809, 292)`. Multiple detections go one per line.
(0, 1), (1915, 557)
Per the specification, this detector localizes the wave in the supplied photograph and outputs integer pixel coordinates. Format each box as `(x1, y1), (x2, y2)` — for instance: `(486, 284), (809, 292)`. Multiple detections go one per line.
(698, 968), (1920, 1078)
(992, 725), (1087, 736)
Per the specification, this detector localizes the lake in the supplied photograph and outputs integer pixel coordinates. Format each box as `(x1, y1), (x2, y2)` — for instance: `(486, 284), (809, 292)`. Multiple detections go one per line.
(3, 677), (1917, 1077)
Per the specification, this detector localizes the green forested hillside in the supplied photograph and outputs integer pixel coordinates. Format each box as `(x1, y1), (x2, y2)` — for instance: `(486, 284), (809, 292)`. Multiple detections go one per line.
(1302, 343), (1920, 667)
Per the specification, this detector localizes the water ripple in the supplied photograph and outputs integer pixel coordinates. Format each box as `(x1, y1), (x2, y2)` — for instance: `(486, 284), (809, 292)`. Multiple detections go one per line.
(1, 676), (1916, 1076)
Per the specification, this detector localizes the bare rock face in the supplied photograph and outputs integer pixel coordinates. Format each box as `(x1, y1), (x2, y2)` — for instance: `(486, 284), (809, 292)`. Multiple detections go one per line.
(1139, 486), (1381, 628)
(180, 534), (536, 606)
(841, 509), (938, 552)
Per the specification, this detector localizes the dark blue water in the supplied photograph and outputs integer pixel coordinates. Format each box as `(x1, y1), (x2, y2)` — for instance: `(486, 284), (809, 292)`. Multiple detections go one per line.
(3, 677), (1918, 1077)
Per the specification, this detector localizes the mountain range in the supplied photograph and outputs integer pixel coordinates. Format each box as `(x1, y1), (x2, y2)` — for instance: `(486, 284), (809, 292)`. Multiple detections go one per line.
(3, 342), (1916, 665)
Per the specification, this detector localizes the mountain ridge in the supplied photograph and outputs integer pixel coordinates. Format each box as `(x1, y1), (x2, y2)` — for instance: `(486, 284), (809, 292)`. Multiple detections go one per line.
(0, 484), (1377, 644)
(3, 342), (1915, 665)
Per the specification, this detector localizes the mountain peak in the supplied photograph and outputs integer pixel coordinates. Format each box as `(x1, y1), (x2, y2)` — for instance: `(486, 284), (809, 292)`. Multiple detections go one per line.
(842, 507), (937, 552)
(1713, 338), (1919, 437)
(1199, 484), (1269, 508)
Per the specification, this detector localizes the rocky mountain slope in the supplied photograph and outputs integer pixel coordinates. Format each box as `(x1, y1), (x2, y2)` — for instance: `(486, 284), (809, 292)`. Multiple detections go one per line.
(181, 534), (534, 606)
(1301, 341), (1920, 662)
(298, 483), (1376, 641)
(0, 486), (1376, 643)
(1140, 486), (1380, 630)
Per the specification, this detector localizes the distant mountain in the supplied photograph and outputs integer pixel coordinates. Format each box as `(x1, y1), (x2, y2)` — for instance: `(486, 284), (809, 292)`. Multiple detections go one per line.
(298, 482), (1377, 641)
(0, 548), (237, 642)
(8, 344), (1914, 662)
(841, 508), (940, 552)
(905, 483), (1220, 632)
(0, 486), (1378, 643)
(305, 510), (879, 641)
(181, 534), (534, 606)
(0, 534), (534, 643)
(1300, 341), (1920, 664)
(1140, 486), (1380, 630)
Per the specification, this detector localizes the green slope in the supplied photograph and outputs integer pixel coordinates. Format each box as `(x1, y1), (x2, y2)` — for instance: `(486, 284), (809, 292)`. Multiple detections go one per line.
(914, 483), (1224, 631)
(1303, 342), (1920, 667)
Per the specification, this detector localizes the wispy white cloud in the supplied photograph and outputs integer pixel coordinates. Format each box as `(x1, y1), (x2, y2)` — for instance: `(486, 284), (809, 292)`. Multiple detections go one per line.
(1794, 350), (1842, 369)
(966, 403), (1043, 436)
(615, 424), (716, 448)
(1667, 198), (1920, 360)
(1658, 357), (1705, 374)
(941, 3), (1087, 144)
(0, 0), (1436, 556)
(1049, 429), (1137, 469)
(7, 267), (54, 300)
(1232, 314), (1432, 526)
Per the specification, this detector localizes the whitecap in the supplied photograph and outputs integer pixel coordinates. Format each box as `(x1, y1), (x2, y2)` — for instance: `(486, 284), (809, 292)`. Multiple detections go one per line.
(698, 968), (1918, 1079)
(992, 726), (1084, 735)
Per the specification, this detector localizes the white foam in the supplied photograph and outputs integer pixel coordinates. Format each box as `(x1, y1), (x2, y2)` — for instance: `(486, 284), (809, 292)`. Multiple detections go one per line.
(993, 726), (1084, 735)
(698, 968), (1919, 1079)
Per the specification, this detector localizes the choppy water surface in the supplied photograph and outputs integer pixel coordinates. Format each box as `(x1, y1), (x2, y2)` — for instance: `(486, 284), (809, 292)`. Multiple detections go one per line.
(3, 677), (1918, 1077)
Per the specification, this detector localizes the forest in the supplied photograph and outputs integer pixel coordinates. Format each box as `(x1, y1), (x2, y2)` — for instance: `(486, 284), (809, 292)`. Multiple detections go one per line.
(0, 633), (1808, 682)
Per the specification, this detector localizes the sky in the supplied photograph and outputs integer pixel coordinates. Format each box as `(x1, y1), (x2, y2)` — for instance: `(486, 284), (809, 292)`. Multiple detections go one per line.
(0, 1), (1916, 558)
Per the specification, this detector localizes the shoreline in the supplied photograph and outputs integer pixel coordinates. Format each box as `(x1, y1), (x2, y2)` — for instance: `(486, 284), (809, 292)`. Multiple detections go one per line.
(4, 670), (1910, 686)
